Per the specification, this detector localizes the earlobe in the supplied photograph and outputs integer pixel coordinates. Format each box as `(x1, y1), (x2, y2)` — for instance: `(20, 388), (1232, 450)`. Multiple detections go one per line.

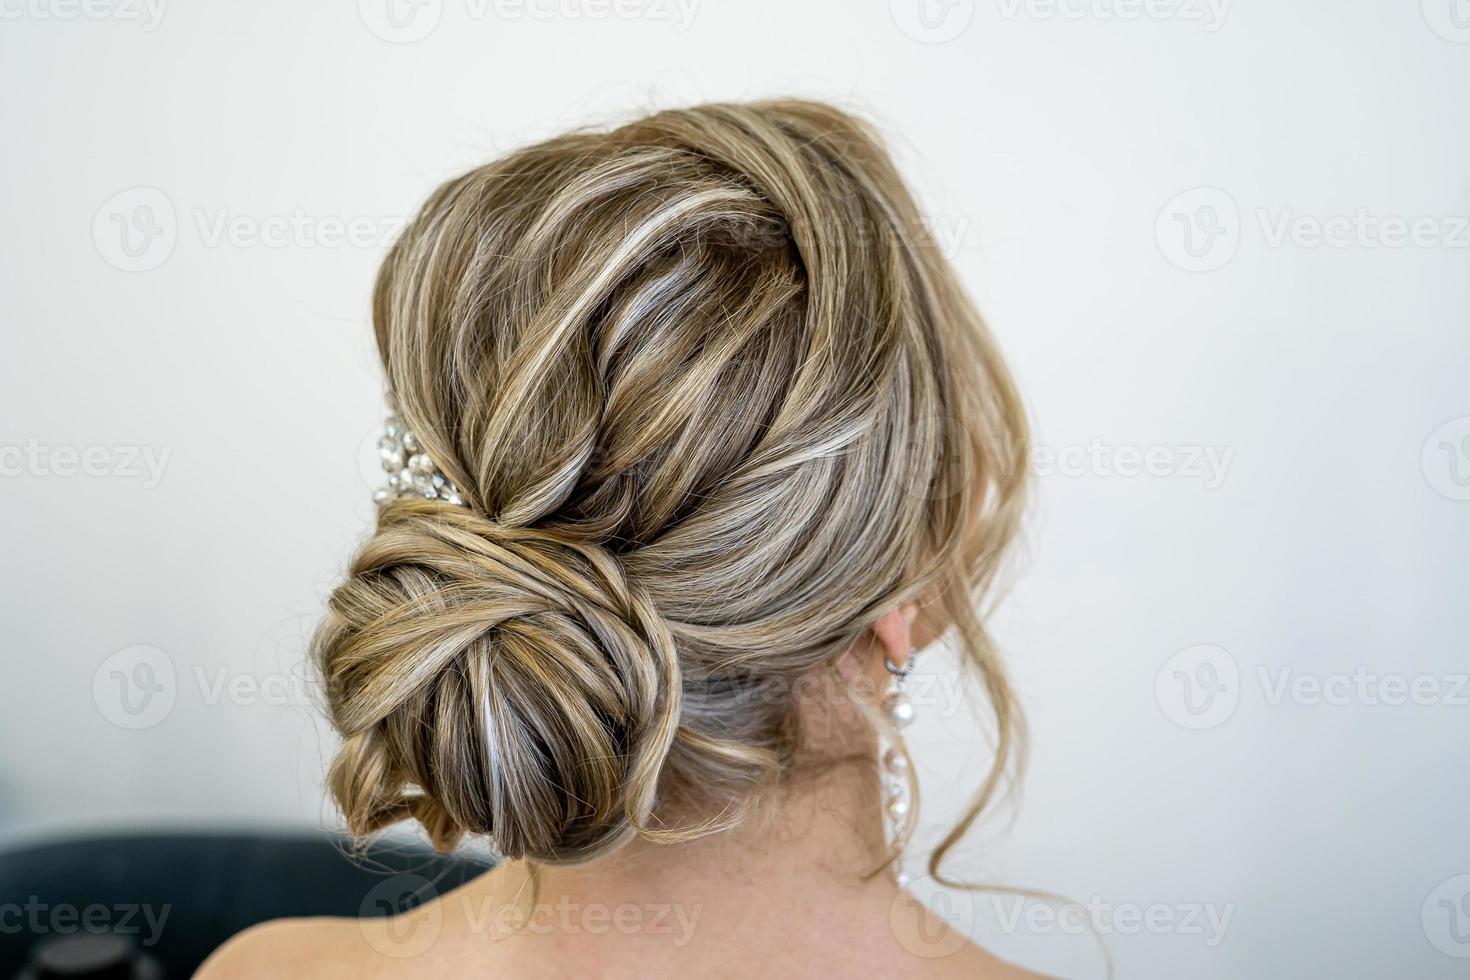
(871, 604), (918, 672)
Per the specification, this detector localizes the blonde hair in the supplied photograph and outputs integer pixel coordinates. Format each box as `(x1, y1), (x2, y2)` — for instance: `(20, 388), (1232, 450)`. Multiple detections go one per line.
(314, 100), (1029, 875)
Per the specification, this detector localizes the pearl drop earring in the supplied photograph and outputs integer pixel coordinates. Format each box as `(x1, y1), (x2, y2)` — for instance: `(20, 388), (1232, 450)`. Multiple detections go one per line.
(881, 648), (919, 888)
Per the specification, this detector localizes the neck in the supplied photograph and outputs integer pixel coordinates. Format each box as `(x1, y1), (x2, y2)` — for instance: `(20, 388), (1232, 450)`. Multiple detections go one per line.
(478, 758), (898, 913)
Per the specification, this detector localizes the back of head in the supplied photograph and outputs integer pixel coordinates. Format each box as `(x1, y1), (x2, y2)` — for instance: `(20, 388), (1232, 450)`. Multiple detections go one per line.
(314, 100), (1028, 865)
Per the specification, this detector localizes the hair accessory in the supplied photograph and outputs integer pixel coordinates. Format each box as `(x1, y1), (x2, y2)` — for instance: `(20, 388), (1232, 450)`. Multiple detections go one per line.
(373, 416), (465, 507)
(881, 647), (919, 887)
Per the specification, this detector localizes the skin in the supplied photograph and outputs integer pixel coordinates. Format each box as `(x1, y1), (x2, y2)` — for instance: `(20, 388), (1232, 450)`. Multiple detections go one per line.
(198, 607), (1045, 979)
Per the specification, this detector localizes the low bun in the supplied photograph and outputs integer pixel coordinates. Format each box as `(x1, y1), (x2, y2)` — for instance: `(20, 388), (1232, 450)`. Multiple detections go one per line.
(317, 99), (1030, 877)
(316, 498), (681, 861)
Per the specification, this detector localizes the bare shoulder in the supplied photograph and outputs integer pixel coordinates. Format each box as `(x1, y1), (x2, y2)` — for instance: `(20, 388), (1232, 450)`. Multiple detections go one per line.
(195, 917), (367, 980)
(884, 895), (1053, 980)
(940, 944), (1054, 980)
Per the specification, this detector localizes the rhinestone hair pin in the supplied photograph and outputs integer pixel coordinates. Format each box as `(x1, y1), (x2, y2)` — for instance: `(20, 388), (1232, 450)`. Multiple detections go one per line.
(374, 416), (465, 507)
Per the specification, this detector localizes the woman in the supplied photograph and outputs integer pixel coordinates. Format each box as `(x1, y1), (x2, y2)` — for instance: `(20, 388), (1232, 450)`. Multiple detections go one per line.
(201, 99), (1037, 978)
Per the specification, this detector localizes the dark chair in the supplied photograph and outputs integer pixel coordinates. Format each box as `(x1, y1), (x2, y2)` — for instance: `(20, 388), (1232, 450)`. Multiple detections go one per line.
(0, 831), (488, 979)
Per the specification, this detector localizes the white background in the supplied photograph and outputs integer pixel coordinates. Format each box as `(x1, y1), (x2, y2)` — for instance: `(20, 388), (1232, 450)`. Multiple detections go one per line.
(2, 0), (1468, 976)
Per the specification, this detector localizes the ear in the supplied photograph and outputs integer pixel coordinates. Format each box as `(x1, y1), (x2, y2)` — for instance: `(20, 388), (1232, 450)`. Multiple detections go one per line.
(870, 604), (918, 672)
